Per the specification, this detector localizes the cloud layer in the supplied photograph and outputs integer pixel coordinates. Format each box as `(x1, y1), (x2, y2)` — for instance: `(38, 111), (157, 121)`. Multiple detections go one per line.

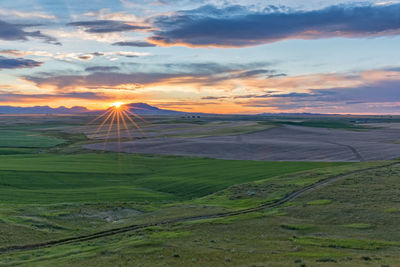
(112, 41), (156, 47)
(149, 3), (400, 47)
(0, 91), (107, 102)
(68, 20), (149, 33)
(0, 20), (60, 45)
(23, 62), (278, 90)
(0, 56), (43, 70)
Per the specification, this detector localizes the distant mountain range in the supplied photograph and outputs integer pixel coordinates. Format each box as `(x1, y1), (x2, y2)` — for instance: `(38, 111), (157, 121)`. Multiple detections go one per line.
(123, 103), (183, 115)
(0, 103), (185, 115)
(0, 103), (352, 116)
(0, 105), (89, 114)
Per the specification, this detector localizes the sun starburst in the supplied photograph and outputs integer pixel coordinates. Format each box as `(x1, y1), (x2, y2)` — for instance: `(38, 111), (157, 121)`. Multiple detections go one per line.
(86, 102), (149, 152)
(111, 102), (123, 108)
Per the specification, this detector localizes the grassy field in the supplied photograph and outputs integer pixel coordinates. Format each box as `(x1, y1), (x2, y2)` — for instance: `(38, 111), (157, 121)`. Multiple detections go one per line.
(0, 152), (345, 250)
(271, 119), (368, 130)
(1, 160), (399, 266)
(0, 130), (64, 148)
(1, 115), (400, 266)
(0, 153), (344, 203)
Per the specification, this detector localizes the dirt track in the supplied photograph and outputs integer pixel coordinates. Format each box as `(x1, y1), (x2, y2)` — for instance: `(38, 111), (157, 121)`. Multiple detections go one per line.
(86, 125), (400, 161)
(1, 162), (397, 253)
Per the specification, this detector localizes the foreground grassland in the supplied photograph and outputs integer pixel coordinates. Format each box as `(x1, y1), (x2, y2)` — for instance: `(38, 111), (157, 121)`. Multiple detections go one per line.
(1, 115), (400, 266)
(0, 153), (342, 204)
(1, 159), (399, 266)
(0, 130), (64, 149)
(0, 153), (343, 249)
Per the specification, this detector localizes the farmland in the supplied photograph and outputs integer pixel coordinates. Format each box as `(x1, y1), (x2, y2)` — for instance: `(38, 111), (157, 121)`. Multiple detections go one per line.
(1, 114), (400, 266)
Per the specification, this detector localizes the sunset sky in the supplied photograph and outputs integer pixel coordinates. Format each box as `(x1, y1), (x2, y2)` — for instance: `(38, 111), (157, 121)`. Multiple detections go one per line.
(1, 0), (400, 114)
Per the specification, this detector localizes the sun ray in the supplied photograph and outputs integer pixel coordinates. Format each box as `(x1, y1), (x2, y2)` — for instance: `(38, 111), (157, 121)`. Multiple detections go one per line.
(121, 110), (146, 136)
(87, 108), (110, 125)
(124, 109), (150, 124)
(116, 108), (121, 152)
(94, 109), (114, 136)
(103, 110), (117, 150)
(120, 110), (133, 140)
(85, 102), (152, 153)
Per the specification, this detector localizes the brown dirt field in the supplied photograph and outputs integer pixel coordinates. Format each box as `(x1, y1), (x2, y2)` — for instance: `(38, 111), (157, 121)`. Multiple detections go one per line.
(85, 124), (400, 162)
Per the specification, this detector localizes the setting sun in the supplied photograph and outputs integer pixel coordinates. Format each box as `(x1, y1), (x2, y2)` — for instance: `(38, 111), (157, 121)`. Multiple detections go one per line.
(111, 102), (124, 108)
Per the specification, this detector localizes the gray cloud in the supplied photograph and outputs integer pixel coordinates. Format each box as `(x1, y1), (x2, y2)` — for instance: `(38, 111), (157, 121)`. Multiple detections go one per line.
(85, 66), (121, 72)
(112, 41), (156, 47)
(149, 3), (400, 47)
(0, 20), (60, 45)
(201, 96), (229, 100)
(68, 20), (150, 33)
(24, 61), (278, 89)
(24, 69), (278, 89)
(24, 72), (179, 89)
(0, 91), (107, 102)
(0, 56), (43, 70)
(202, 91), (315, 100)
(311, 80), (400, 104)
(238, 78), (400, 113)
(159, 62), (275, 76)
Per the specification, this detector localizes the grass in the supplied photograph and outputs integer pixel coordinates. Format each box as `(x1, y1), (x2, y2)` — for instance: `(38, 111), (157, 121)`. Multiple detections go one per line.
(292, 236), (400, 250)
(385, 208), (400, 213)
(343, 223), (373, 229)
(2, 160), (400, 266)
(273, 119), (368, 130)
(307, 199), (333, 205)
(190, 162), (384, 210)
(0, 153), (345, 203)
(0, 147), (38, 155)
(0, 152), (346, 249)
(1, 115), (400, 266)
(0, 130), (64, 148)
(280, 223), (315, 230)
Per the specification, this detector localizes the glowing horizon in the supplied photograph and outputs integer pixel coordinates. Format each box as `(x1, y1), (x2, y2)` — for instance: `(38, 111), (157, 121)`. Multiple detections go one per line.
(110, 102), (124, 108)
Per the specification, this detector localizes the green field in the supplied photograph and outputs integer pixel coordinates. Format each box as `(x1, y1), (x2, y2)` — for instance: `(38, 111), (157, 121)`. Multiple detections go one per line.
(2, 158), (400, 266)
(0, 153), (344, 204)
(1, 115), (400, 266)
(272, 119), (368, 130)
(0, 130), (65, 148)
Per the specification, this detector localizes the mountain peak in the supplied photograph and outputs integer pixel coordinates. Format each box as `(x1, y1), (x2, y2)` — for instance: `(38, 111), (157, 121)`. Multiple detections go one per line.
(126, 102), (160, 110)
(124, 102), (182, 115)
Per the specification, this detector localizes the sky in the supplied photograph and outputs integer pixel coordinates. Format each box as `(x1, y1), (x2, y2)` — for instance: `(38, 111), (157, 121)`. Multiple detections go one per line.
(0, 0), (400, 114)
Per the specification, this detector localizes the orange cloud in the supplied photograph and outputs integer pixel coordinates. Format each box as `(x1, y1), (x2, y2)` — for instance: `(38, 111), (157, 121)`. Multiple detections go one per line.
(13, 66), (400, 114)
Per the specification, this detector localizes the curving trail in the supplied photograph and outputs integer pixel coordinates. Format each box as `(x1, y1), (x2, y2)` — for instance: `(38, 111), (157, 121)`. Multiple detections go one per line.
(0, 162), (397, 254)
(325, 141), (365, 161)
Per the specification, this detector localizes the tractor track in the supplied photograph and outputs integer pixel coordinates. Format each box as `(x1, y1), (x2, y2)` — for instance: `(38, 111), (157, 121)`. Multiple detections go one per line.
(325, 141), (365, 162)
(1, 162), (397, 254)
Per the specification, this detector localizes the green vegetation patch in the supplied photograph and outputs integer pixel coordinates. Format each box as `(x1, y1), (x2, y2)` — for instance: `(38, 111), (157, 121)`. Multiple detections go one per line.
(0, 153), (345, 204)
(0, 130), (64, 148)
(150, 230), (192, 240)
(274, 119), (368, 130)
(384, 208), (400, 213)
(0, 148), (37, 155)
(191, 162), (374, 210)
(285, 251), (350, 258)
(307, 199), (333, 205)
(343, 223), (373, 229)
(280, 223), (314, 230)
(293, 236), (400, 250)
